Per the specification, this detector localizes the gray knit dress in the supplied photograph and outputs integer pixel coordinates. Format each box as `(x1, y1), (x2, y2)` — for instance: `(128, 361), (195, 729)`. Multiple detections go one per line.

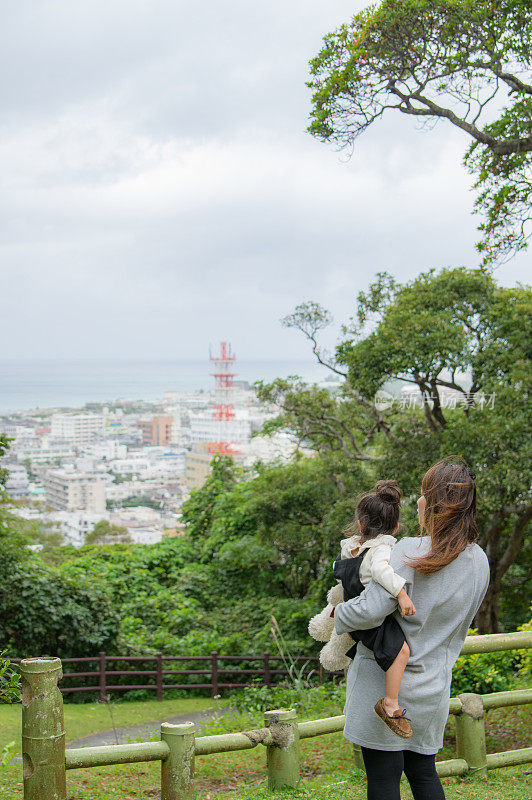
(334, 536), (490, 755)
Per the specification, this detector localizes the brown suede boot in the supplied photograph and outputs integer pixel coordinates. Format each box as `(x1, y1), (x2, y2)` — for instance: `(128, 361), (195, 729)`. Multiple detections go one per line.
(374, 698), (413, 739)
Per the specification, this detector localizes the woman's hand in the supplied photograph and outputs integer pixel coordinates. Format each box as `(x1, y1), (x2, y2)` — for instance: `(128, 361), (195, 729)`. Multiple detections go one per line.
(397, 588), (416, 617)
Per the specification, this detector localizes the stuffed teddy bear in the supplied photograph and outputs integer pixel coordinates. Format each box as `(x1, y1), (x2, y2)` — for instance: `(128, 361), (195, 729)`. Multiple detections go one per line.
(308, 581), (355, 672)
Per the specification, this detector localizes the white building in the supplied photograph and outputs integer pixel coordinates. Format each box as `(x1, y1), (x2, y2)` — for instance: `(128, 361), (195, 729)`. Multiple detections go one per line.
(83, 441), (128, 461)
(50, 414), (104, 445)
(44, 467), (106, 512)
(108, 457), (151, 476)
(240, 432), (308, 466)
(54, 511), (108, 547)
(0, 423), (36, 439)
(5, 464), (30, 498)
(15, 436), (75, 464)
(110, 507), (167, 544)
(6, 506), (104, 547)
(106, 478), (156, 502)
(188, 408), (252, 447)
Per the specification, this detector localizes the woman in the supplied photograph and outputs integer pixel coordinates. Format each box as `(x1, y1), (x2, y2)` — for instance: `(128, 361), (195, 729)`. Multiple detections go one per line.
(334, 458), (490, 799)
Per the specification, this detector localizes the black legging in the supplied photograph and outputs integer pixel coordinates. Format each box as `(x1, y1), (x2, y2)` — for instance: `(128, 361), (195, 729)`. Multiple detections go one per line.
(361, 746), (445, 800)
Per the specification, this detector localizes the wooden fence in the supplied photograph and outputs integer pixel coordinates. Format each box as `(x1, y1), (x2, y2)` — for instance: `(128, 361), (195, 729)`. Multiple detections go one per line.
(11, 652), (332, 700)
(18, 630), (532, 800)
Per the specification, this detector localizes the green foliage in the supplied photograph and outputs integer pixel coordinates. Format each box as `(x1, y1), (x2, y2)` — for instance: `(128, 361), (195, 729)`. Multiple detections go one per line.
(308, 0), (532, 264)
(337, 267), (496, 410)
(181, 455), (239, 539)
(15, 456), (360, 662)
(229, 678), (345, 716)
(85, 520), (131, 545)
(1, 439), (116, 659)
(0, 741), (16, 767)
(60, 537), (199, 655)
(516, 616), (532, 680)
(2, 268), (529, 692)
(256, 376), (377, 464)
(119, 496), (161, 510)
(261, 268), (531, 633)
(451, 631), (521, 695)
(0, 558), (118, 658)
(465, 99), (532, 265)
(0, 654), (20, 704)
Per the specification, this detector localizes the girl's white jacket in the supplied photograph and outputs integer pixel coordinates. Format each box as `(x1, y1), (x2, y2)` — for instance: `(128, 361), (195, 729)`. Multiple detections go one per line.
(334, 533), (406, 597)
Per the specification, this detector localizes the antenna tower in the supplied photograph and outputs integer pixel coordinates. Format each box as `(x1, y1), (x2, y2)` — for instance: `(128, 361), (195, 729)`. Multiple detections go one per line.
(208, 341), (240, 455)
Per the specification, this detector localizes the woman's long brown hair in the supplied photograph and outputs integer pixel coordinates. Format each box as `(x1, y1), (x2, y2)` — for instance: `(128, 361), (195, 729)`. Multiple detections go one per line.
(407, 457), (478, 575)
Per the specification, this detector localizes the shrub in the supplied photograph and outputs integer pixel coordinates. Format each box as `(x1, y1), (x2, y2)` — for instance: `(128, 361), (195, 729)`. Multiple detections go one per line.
(0, 561), (118, 658)
(0, 654), (20, 704)
(451, 630), (520, 695)
(228, 677), (345, 716)
(517, 615), (532, 680)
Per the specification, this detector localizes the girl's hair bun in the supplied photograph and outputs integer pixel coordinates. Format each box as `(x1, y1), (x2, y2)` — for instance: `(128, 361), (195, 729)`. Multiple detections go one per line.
(374, 480), (402, 505)
(347, 479), (403, 539)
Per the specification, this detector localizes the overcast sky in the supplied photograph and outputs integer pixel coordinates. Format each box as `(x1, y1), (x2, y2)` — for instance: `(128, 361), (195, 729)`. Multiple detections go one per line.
(1, 0), (528, 362)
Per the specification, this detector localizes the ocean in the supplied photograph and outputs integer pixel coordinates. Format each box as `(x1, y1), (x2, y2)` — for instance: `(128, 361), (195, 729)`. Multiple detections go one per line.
(0, 359), (331, 414)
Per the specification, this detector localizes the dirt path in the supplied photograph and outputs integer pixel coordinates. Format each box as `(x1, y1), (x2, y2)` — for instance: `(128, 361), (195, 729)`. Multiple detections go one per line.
(65, 705), (236, 748)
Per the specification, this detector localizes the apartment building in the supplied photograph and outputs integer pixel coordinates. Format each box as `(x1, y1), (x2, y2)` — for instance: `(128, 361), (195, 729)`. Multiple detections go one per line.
(50, 414), (104, 445)
(184, 443), (215, 490)
(44, 467), (106, 512)
(137, 416), (173, 446)
(5, 463), (30, 499)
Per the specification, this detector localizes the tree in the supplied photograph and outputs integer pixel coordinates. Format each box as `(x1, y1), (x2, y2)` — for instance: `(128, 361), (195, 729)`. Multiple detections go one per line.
(336, 268), (497, 430)
(85, 520), (132, 546)
(259, 268), (531, 632)
(181, 455), (240, 539)
(179, 456), (367, 650)
(308, 0), (532, 264)
(200, 457), (363, 598)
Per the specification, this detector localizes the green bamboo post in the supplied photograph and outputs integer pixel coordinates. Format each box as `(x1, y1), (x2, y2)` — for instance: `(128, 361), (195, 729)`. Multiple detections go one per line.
(20, 656), (66, 800)
(263, 708), (299, 790)
(160, 721), (195, 800)
(455, 693), (488, 779)
(352, 743), (364, 769)
(342, 663), (363, 768)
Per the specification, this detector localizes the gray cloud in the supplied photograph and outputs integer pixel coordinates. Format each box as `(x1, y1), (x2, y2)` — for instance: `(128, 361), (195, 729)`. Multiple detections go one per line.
(1, 0), (527, 362)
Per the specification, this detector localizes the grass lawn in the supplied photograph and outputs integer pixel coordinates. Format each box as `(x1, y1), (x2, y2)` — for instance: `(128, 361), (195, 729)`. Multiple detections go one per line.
(0, 696), (529, 798)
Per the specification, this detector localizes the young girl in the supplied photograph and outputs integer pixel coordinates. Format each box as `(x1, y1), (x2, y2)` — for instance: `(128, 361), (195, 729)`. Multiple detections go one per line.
(331, 480), (415, 739)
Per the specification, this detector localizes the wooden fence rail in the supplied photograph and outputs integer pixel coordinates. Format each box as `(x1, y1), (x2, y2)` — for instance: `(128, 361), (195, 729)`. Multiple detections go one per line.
(11, 651), (331, 699)
(18, 631), (532, 800)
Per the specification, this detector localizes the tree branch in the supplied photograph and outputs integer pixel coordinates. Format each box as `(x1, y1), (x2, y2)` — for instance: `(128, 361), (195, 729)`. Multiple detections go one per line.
(388, 81), (532, 154)
(495, 506), (532, 584)
(474, 63), (532, 96)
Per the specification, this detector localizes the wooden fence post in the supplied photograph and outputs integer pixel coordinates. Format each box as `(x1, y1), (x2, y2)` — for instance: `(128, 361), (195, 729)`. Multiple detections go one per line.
(455, 693), (488, 778)
(319, 662), (325, 684)
(211, 650), (218, 697)
(263, 652), (270, 687)
(156, 653), (163, 701)
(99, 652), (106, 702)
(160, 721), (195, 800)
(263, 708), (299, 790)
(21, 657), (66, 800)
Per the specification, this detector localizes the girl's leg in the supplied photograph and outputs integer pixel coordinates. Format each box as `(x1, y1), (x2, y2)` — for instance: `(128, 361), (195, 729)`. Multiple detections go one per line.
(384, 640), (410, 716)
(361, 746), (403, 800)
(403, 750), (445, 800)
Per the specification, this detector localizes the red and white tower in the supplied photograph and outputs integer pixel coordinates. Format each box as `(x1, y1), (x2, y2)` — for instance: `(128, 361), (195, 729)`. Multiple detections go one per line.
(208, 341), (240, 455)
